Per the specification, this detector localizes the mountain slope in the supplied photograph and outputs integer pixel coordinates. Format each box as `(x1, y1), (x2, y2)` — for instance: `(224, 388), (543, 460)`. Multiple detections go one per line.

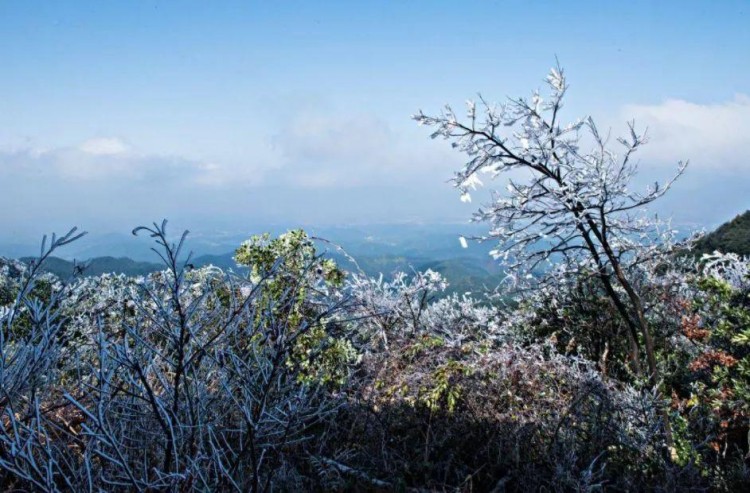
(693, 210), (750, 256)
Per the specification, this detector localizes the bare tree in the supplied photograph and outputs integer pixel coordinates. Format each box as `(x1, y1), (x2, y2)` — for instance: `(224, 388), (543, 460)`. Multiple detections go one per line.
(414, 64), (687, 448)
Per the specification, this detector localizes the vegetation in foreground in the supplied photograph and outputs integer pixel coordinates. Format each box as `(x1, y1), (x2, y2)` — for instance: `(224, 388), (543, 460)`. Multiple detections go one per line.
(1, 67), (749, 491)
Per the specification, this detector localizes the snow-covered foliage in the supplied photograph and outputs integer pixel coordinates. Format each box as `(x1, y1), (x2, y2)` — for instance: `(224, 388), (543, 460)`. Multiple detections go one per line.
(2, 223), (749, 490)
(414, 65), (688, 287)
(0, 223), (355, 491)
(415, 65), (705, 455)
(346, 269), (503, 349)
(321, 336), (673, 491)
(701, 251), (750, 290)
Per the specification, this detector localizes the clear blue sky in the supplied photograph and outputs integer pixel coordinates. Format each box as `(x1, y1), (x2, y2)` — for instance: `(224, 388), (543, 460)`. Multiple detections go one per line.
(1, 1), (748, 238)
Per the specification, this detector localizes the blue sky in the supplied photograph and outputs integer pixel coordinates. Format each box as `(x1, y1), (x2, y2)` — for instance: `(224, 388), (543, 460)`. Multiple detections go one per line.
(1, 1), (748, 239)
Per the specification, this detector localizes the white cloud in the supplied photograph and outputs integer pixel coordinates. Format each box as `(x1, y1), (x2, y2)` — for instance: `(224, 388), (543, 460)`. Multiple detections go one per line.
(0, 136), (275, 187)
(0, 121), (472, 233)
(79, 137), (130, 156)
(605, 95), (750, 226)
(278, 114), (391, 163)
(622, 95), (750, 171)
(0, 141), (224, 184)
(271, 112), (457, 188)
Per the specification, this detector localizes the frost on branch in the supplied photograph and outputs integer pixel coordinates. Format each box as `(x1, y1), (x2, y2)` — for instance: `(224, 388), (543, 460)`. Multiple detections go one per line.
(414, 64), (689, 288)
(415, 63), (697, 452)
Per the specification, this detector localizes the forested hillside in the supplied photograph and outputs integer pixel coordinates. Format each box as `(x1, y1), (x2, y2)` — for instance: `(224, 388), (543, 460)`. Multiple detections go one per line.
(693, 210), (750, 256)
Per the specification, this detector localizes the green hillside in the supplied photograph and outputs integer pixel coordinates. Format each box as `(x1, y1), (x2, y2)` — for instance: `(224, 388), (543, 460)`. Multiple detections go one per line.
(693, 210), (750, 256)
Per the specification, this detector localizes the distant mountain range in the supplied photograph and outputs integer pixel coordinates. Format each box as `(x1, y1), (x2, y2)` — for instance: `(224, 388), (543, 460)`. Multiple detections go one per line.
(7, 224), (503, 296)
(20, 256), (163, 278)
(10, 213), (749, 296)
(23, 251), (502, 297)
(2, 223), (491, 261)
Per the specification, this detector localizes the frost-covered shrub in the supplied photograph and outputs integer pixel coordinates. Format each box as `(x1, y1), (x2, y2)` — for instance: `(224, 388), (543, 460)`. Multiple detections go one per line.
(505, 278), (639, 379)
(505, 256), (699, 382)
(0, 259), (24, 305)
(2, 223), (749, 491)
(0, 224), (357, 491)
(419, 292), (504, 344)
(317, 337), (687, 491)
(0, 229), (86, 491)
(234, 229), (356, 387)
(345, 269), (487, 349)
(665, 252), (750, 484)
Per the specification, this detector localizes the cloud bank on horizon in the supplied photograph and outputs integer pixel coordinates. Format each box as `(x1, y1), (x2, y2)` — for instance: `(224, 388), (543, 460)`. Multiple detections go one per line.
(624, 95), (750, 172)
(1, 1), (748, 237)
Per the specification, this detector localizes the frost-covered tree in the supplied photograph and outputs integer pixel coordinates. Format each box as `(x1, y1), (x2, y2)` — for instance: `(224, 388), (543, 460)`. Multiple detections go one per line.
(415, 64), (688, 446)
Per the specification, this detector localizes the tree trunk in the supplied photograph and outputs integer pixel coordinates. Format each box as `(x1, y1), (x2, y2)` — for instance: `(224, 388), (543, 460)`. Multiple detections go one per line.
(580, 211), (676, 451)
(611, 263), (675, 450)
(571, 216), (643, 374)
